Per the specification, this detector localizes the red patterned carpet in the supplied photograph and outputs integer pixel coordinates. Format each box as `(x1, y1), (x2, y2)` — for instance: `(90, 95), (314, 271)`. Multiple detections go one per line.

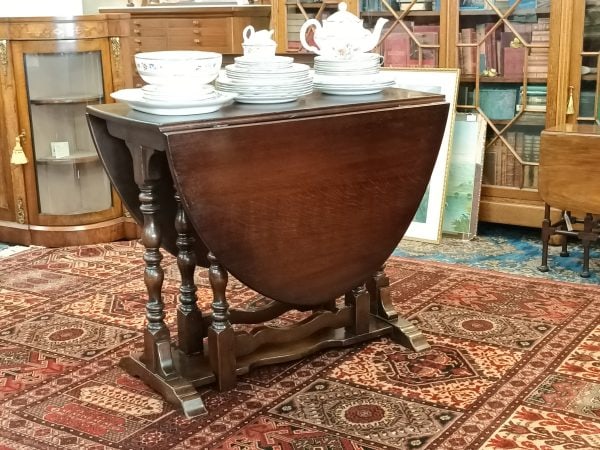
(0, 241), (599, 449)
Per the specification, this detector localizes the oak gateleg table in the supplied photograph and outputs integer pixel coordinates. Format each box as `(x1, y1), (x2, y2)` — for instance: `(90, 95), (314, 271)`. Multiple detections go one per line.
(87, 89), (449, 418)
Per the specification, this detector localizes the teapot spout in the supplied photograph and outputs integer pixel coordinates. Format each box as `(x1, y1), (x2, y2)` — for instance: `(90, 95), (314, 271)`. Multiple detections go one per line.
(360, 17), (388, 53)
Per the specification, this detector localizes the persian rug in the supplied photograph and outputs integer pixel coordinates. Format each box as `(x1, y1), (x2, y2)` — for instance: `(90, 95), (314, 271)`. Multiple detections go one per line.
(396, 223), (600, 285)
(0, 240), (599, 449)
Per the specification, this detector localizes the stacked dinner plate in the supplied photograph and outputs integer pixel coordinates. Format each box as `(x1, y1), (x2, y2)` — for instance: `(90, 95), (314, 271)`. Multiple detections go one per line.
(216, 56), (313, 104)
(111, 51), (235, 115)
(111, 84), (235, 116)
(313, 53), (395, 95)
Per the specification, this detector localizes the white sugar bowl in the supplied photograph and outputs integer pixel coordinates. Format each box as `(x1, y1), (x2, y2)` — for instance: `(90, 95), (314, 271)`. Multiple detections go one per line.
(241, 25), (277, 59)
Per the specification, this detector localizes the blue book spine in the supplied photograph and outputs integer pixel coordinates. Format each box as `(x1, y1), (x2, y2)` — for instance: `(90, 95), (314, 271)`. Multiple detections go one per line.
(509, 0), (537, 9)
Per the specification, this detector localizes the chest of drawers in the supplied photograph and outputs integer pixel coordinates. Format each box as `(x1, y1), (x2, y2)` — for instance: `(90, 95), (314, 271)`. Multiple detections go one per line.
(100, 5), (271, 86)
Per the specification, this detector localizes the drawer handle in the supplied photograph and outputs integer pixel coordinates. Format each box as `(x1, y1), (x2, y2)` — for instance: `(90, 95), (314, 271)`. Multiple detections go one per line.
(136, 47), (142, 52)
(194, 39), (201, 44)
(134, 29), (141, 34)
(192, 20), (199, 25)
(134, 38), (141, 43)
(133, 20), (140, 25)
(193, 29), (201, 34)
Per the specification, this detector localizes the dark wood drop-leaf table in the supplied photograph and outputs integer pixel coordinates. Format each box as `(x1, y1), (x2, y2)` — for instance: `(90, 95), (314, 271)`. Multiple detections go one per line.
(87, 89), (449, 418)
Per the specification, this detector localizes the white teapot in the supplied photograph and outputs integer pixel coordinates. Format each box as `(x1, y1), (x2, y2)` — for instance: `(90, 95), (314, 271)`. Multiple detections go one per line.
(299, 2), (388, 59)
(242, 25), (277, 59)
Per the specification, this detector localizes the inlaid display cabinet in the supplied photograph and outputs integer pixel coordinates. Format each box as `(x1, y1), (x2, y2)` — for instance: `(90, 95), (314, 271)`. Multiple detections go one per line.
(275, 0), (599, 227)
(0, 14), (137, 247)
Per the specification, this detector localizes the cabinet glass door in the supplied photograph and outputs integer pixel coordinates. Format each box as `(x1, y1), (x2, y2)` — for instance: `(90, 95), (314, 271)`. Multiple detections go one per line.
(24, 49), (112, 216)
(363, 0), (443, 68)
(577, 0), (600, 124)
(455, 0), (552, 192)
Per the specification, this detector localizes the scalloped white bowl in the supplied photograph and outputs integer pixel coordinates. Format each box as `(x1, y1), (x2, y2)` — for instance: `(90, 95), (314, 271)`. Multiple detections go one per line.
(134, 51), (222, 86)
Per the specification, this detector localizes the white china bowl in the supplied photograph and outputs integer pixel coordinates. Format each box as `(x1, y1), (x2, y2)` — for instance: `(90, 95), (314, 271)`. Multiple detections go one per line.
(134, 51), (222, 85)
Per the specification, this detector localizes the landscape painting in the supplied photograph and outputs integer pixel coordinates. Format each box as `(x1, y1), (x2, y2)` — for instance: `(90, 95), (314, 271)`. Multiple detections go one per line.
(442, 112), (487, 239)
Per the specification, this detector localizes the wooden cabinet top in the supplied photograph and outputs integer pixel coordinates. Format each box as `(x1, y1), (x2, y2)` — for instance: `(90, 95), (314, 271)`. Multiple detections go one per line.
(99, 5), (271, 17)
(542, 123), (600, 137)
(0, 14), (131, 40)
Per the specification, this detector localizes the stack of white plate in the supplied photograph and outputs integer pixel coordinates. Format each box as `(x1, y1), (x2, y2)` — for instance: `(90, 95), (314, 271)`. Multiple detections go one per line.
(313, 53), (395, 95)
(111, 88), (236, 116)
(140, 83), (217, 103)
(215, 55), (313, 104)
(111, 50), (237, 116)
(112, 68), (237, 116)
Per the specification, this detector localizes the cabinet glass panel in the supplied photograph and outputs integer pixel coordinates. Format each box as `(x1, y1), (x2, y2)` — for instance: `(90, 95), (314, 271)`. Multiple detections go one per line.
(457, 0), (551, 190)
(24, 51), (111, 215)
(363, 0), (441, 68)
(578, 0), (600, 124)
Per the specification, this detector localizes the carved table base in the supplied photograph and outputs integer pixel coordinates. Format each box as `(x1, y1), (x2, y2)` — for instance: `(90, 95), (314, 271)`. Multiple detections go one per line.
(121, 270), (430, 418)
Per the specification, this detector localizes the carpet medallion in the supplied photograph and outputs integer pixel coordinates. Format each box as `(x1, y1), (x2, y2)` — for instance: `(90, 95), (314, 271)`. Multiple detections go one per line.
(0, 241), (599, 449)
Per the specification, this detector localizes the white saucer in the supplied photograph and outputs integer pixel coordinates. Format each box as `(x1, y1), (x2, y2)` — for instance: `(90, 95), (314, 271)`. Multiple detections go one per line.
(111, 88), (236, 115)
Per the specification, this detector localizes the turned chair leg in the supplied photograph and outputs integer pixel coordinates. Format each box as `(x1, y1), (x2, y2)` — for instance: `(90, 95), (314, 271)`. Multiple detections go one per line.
(560, 211), (571, 257)
(539, 203), (552, 272)
(580, 213), (594, 278)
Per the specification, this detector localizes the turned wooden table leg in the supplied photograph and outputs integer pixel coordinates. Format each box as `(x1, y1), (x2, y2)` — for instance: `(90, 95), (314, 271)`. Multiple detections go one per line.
(368, 265), (430, 352)
(139, 182), (175, 378)
(175, 192), (204, 355)
(207, 252), (236, 391)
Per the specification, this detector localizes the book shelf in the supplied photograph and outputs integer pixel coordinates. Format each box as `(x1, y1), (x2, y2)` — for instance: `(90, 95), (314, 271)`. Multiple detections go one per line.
(271, 0), (597, 227)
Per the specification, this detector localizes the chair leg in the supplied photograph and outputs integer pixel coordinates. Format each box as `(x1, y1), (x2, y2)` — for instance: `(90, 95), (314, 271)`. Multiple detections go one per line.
(580, 213), (594, 278)
(538, 204), (552, 272)
(560, 211), (571, 257)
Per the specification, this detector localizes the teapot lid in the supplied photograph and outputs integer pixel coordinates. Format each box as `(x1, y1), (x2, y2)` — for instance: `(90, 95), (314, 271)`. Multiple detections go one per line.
(326, 2), (361, 24)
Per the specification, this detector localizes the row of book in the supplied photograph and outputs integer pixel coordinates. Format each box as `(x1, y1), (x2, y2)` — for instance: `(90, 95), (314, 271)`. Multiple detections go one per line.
(459, 85), (547, 121)
(382, 23), (439, 67)
(363, 0), (547, 13)
(361, 0), (431, 12)
(458, 16), (550, 78)
(435, 0), (547, 11)
(483, 131), (540, 188)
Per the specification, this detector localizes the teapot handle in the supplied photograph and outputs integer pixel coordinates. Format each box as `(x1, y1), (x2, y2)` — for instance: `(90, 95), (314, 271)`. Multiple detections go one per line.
(299, 19), (322, 55)
(242, 25), (255, 43)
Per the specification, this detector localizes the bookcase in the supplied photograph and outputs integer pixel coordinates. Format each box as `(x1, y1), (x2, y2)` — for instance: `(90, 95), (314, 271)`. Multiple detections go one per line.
(273, 0), (595, 227)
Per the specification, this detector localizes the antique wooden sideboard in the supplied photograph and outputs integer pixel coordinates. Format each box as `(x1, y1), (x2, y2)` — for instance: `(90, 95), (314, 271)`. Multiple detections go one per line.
(98, 5), (271, 87)
(87, 89), (449, 417)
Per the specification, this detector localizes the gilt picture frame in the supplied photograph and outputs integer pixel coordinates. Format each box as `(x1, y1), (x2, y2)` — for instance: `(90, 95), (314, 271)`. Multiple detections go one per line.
(383, 67), (460, 243)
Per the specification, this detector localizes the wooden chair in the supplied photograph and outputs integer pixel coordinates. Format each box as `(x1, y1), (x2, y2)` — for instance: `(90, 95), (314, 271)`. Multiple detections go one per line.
(538, 124), (600, 277)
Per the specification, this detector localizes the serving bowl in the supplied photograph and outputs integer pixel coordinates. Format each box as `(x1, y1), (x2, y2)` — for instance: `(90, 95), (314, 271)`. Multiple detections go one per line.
(134, 51), (222, 86)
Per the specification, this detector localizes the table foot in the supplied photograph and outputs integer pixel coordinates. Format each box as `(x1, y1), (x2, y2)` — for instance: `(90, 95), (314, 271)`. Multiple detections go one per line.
(380, 315), (430, 352)
(120, 354), (208, 418)
(368, 265), (429, 352)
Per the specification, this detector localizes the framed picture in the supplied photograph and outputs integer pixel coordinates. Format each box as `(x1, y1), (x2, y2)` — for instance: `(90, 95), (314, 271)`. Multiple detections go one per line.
(383, 67), (460, 242)
(442, 112), (487, 240)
